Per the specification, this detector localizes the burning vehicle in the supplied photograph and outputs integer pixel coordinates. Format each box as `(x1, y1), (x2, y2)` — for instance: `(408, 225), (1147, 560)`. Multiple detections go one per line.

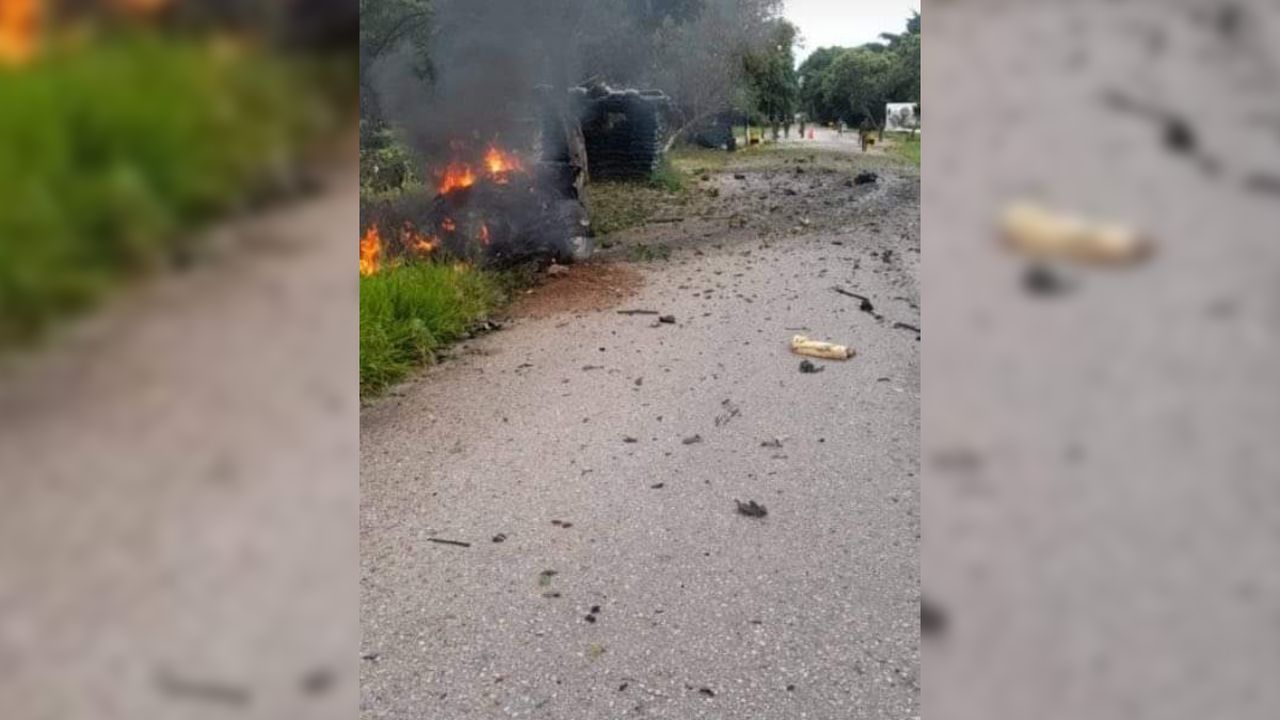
(358, 142), (592, 275)
(359, 84), (671, 275)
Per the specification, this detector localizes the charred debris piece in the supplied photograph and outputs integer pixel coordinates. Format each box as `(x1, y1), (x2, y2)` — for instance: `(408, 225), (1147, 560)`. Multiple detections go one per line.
(1023, 263), (1074, 296)
(833, 286), (876, 314)
(735, 500), (768, 518)
(854, 171), (878, 185)
(799, 360), (824, 374)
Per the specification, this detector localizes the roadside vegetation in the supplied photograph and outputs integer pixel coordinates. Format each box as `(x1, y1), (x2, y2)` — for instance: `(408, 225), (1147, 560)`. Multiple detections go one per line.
(797, 12), (920, 132)
(355, 1), (920, 398)
(360, 263), (506, 396)
(0, 33), (343, 345)
(886, 132), (921, 167)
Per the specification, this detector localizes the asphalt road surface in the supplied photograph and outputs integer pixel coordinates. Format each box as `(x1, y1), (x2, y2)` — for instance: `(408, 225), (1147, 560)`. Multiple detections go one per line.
(361, 139), (921, 719)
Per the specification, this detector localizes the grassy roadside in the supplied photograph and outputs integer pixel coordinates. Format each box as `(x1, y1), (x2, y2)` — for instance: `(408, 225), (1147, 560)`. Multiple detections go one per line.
(360, 147), (706, 397)
(584, 154), (696, 241)
(885, 132), (921, 166)
(0, 35), (344, 346)
(359, 263), (506, 396)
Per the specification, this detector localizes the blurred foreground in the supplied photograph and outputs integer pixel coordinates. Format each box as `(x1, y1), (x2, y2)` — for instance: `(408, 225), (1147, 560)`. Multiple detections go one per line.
(924, 1), (1280, 718)
(0, 160), (358, 720)
(0, 2), (357, 719)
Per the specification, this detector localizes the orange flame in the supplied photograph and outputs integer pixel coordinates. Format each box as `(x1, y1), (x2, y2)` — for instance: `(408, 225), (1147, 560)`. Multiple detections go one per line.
(401, 222), (438, 257)
(441, 217), (457, 233)
(0, 0), (40, 67)
(437, 162), (477, 195)
(359, 225), (382, 276)
(478, 223), (491, 246)
(435, 144), (526, 195)
(484, 145), (524, 181)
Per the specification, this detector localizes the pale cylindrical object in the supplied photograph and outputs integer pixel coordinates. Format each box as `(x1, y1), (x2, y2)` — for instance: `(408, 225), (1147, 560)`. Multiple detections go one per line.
(790, 335), (855, 360)
(1000, 201), (1153, 265)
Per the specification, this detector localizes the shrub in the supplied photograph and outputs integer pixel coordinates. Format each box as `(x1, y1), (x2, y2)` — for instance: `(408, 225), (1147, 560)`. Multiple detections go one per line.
(0, 34), (336, 344)
(360, 262), (502, 396)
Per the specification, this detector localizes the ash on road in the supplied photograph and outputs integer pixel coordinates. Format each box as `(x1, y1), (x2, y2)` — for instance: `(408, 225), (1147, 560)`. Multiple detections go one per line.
(361, 136), (920, 719)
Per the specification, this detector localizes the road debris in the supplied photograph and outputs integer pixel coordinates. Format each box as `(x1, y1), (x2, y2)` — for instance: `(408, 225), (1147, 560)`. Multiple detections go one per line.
(492, 533), (507, 543)
(760, 438), (783, 449)
(155, 671), (251, 707)
(790, 335), (855, 360)
(922, 598), (947, 637)
(617, 309), (660, 316)
(1000, 201), (1153, 265)
(735, 500), (768, 518)
(300, 667), (335, 696)
(682, 435), (703, 445)
(799, 360), (824, 374)
(833, 286), (875, 313)
(714, 399), (741, 427)
(658, 315), (676, 324)
(1023, 263), (1073, 296)
(427, 538), (472, 548)
(892, 322), (920, 335)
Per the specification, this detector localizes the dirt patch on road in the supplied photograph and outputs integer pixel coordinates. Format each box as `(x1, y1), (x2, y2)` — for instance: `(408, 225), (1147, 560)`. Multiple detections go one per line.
(509, 261), (642, 319)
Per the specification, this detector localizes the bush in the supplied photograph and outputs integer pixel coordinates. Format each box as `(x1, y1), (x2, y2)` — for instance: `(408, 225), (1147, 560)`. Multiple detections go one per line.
(0, 34), (337, 344)
(360, 262), (503, 396)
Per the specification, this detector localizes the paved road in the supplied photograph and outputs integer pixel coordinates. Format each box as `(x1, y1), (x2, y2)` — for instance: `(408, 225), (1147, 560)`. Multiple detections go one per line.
(924, 3), (1280, 719)
(361, 146), (920, 718)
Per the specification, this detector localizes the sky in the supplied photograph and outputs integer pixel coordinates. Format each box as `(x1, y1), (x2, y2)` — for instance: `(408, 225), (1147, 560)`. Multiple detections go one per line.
(783, 0), (920, 65)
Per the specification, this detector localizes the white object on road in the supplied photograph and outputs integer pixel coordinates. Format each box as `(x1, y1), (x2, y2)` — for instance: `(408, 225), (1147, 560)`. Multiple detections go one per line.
(790, 335), (855, 360)
(1000, 201), (1153, 265)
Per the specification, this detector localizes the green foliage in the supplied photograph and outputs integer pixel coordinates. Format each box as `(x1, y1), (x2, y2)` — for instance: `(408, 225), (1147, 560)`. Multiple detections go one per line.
(629, 243), (672, 262)
(648, 157), (688, 193)
(360, 262), (503, 396)
(0, 35), (334, 345)
(798, 9), (920, 126)
(360, 123), (419, 193)
(820, 47), (895, 126)
(359, 0), (434, 123)
(887, 132), (920, 167)
(743, 19), (799, 130)
(586, 161), (688, 236)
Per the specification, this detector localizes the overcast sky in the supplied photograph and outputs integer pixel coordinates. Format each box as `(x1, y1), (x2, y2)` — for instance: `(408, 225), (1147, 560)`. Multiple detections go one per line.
(784, 0), (920, 65)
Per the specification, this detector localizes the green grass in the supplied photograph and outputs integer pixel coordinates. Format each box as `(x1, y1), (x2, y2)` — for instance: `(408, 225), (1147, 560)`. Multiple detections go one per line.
(360, 262), (504, 396)
(628, 243), (672, 262)
(0, 34), (341, 345)
(885, 132), (921, 166)
(585, 157), (694, 237)
(647, 157), (687, 193)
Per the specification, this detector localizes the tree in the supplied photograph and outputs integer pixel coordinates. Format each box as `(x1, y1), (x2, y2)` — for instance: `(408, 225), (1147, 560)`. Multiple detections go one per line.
(795, 9), (920, 127)
(798, 46), (842, 123)
(744, 19), (799, 138)
(649, 0), (785, 150)
(819, 46), (894, 129)
(359, 0), (434, 124)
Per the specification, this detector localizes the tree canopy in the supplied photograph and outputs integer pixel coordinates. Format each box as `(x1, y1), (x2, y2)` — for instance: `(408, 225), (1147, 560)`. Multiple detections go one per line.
(797, 9), (920, 128)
